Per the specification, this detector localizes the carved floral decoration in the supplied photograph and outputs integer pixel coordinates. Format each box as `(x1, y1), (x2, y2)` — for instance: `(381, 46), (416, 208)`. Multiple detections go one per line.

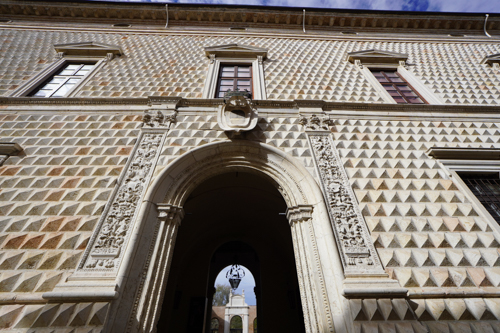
(298, 114), (333, 131)
(309, 135), (379, 269)
(83, 111), (175, 270)
(143, 110), (177, 128)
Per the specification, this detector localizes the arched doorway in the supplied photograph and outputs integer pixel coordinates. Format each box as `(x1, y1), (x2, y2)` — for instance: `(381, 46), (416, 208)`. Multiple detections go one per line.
(156, 172), (305, 332)
(116, 141), (339, 333)
(230, 315), (243, 333)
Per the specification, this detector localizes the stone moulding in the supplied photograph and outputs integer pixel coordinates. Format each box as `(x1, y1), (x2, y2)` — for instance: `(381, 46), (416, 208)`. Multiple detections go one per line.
(482, 53), (500, 66)
(204, 43), (267, 60)
(346, 49), (409, 66)
(0, 142), (23, 167)
(54, 42), (123, 58)
(80, 131), (166, 271)
(3, 96), (500, 116)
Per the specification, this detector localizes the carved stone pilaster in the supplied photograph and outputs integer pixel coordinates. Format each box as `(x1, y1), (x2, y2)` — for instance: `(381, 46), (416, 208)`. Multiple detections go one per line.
(76, 110), (174, 274)
(309, 133), (384, 274)
(300, 115), (384, 276)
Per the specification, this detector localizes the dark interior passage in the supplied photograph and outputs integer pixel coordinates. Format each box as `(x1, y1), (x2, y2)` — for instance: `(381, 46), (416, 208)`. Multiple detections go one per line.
(156, 172), (305, 333)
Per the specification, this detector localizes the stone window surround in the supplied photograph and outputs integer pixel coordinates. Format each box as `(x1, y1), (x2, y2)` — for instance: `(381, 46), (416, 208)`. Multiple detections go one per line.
(348, 49), (443, 105)
(10, 42), (123, 98)
(202, 44), (267, 100)
(482, 53), (500, 70)
(203, 57), (266, 100)
(358, 62), (443, 105)
(428, 147), (500, 234)
(10, 56), (106, 98)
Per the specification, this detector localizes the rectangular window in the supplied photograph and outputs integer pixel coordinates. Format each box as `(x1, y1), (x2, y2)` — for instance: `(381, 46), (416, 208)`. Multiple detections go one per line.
(29, 63), (95, 97)
(459, 173), (500, 223)
(216, 65), (252, 98)
(371, 70), (426, 104)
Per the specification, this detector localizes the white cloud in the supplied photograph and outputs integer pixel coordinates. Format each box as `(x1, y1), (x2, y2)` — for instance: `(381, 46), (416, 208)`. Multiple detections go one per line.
(111, 0), (500, 13)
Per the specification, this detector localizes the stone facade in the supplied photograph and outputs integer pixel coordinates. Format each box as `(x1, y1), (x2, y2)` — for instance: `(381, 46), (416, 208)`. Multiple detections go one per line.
(0, 1), (500, 332)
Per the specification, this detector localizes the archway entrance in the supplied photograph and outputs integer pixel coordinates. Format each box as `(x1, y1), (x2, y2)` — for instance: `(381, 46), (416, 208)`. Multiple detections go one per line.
(156, 172), (305, 332)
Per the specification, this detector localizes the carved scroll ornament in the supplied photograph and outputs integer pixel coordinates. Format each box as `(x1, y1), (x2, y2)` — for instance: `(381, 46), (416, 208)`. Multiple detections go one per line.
(303, 115), (385, 275)
(79, 111), (176, 271)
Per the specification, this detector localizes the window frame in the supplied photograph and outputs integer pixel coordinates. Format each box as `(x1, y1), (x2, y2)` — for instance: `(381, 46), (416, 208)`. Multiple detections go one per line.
(428, 147), (500, 234)
(10, 56), (105, 98)
(28, 62), (98, 98)
(203, 45), (267, 100)
(215, 64), (254, 99)
(360, 64), (442, 105)
(204, 58), (265, 99)
(347, 49), (443, 105)
(371, 69), (427, 104)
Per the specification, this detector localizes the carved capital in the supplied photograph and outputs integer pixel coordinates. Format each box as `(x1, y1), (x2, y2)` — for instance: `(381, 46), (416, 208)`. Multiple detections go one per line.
(299, 114), (333, 132)
(157, 204), (184, 226)
(286, 205), (313, 225)
(143, 110), (177, 128)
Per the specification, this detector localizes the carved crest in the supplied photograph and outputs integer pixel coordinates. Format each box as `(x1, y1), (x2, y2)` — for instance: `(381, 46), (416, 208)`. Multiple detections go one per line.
(217, 92), (258, 133)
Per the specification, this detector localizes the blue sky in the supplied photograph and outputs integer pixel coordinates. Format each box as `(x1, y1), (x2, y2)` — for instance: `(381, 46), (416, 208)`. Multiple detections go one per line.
(93, 0), (500, 13)
(215, 265), (256, 305)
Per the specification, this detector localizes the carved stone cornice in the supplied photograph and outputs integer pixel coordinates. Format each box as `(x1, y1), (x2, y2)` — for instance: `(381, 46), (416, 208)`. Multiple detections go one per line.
(347, 49), (408, 66)
(3, 97), (500, 117)
(205, 44), (267, 60)
(0, 97), (149, 106)
(1, 1), (498, 34)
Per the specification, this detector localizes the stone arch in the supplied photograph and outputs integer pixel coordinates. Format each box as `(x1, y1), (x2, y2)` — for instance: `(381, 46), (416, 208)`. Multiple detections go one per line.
(118, 140), (340, 333)
(147, 140), (323, 208)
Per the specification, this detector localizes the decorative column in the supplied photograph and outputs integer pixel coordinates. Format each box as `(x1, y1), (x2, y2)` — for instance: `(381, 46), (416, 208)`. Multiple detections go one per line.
(43, 99), (181, 302)
(300, 114), (407, 297)
(131, 204), (184, 333)
(224, 312), (230, 333)
(243, 313), (249, 333)
(287, 205), (333, 333)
